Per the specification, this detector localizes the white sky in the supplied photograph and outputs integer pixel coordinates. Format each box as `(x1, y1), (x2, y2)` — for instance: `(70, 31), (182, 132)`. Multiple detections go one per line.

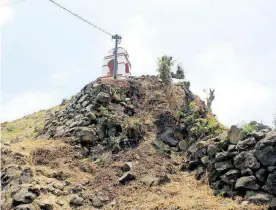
(1, 0), (276, 126)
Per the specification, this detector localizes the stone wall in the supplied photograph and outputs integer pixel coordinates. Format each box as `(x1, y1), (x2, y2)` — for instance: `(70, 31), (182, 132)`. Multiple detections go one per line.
(183, 122), (276, 206)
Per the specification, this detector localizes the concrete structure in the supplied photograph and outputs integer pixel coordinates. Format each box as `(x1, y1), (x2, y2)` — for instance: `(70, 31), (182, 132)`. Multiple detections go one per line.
(101, 47), (131, 79)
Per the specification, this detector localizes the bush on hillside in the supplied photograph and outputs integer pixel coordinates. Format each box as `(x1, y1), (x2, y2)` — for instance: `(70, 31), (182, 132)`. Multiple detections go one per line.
(157, 55), (174, 85)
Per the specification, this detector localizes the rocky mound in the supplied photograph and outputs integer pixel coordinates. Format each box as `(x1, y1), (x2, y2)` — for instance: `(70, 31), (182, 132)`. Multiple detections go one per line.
(3, 75), (275, 209)
(183, 122), (276, 206)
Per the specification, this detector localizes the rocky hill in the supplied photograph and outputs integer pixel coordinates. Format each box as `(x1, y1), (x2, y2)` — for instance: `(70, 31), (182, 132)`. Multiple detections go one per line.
(1, 75), (275, 210)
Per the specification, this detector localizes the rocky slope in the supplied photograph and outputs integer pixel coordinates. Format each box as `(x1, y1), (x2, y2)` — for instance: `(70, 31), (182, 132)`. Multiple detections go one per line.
(1, 75), (275, 210)
(183, 122), (276, 207)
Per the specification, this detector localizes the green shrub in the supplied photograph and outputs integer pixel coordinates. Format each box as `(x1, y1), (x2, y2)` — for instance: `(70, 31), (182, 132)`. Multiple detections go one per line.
(157, 55), (175, 85)
(242, 123), (256, 135)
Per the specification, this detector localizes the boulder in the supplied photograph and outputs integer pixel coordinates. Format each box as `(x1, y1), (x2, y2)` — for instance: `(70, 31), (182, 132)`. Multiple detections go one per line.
(159, 128), (179, 147)
(268, 166), (276, 172)
(236, 137), (256, 150)
(241, 168), (253, 176)
(220, 169), (240, 185)
(255, 131), (276, 149)
(78, 94), (88, 103)
(13, 188), (37, 205)
(252, 131), (265, 140)
(262, 171), (276, 196)
(39, 200), (54, 210)
(214, 151), (238, 162)
(214, 160), (233, 173)
(96, 92), (110, 104)
(227, 125), (246, 144)
(69, 194), (83, 206)
(235, 176), (260, 190)
(233, 151), (260, 170)
(255, 168), (267, 183)
(254, 146), (276, 167)
(119, 172), (136, 184)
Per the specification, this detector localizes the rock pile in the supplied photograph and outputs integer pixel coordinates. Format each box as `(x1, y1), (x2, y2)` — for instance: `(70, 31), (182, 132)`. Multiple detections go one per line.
(38, 78), (145, 155)
(184, 122), (276, 206)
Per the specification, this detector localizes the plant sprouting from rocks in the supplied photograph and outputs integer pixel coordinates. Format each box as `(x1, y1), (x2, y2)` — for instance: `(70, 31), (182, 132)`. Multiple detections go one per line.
(157, 55), (174, 85)
(171, 63), (185, 79)
(241, 122), (257, 135)
(204, 89), (215, 109)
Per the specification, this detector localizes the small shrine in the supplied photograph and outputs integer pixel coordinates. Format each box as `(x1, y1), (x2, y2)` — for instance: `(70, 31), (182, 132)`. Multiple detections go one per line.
(100, 47), (131, 80)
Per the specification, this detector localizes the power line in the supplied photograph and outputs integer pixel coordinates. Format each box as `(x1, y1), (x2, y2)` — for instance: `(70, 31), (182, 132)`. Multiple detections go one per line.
(48, 0), (112, 36)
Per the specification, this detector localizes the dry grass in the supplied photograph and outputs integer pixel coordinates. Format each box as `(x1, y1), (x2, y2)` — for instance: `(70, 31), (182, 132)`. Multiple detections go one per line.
(1, 105), (64, 144)
(111, 173), (266, 210)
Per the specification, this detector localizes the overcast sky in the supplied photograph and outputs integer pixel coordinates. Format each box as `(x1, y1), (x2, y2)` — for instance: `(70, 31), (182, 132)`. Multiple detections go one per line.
(1, 0), (276, 126)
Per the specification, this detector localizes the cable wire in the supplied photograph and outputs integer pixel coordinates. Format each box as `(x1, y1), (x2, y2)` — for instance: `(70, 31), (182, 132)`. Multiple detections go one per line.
(48, 0), (112, 36)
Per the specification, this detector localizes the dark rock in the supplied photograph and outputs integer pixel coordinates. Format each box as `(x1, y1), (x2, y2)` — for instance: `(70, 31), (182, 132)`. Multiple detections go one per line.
(96, 92), (110, 104)
(195, 167), (205, 180)
(14, 204), (36, 210)
(262, 172), (276, 196)
(13, 188), (37, 205)
(236, 137), (256, 150)
(227, 125), (246, 144)
(213, 184), (235, 198)
(186, 160), (200, 170)
(252, 131), (265, 140)
(214, 151), (238, 162)
(159, 128), (179, 147)
(188, 145), (206, 160)
(69, 194), (83, 206)
(220, 169), (240, 185)
(255, 168), (267, 183)
(211, 180), (224, 190)
(233, 151), (260, 170)
(255, 131), (276, 149)
(121, 162), (132, 172)
(254, 146), (276, 167)
(235, 176), (260, 190)
(268, 166), (276, 172)
(119, 172), (136, 184)
(214, 160), (233, 173)
(156, 174), (171, 185)
(241, 168), (253, 176)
